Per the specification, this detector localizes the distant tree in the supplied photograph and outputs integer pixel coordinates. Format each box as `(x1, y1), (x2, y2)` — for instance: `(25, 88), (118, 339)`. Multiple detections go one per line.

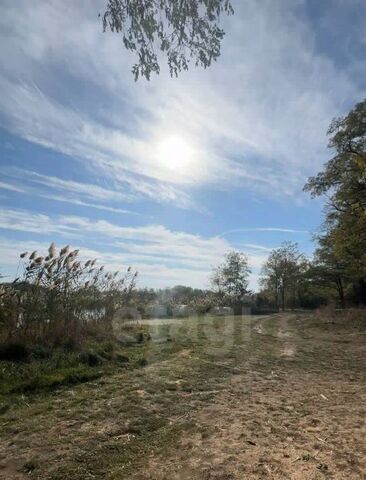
(260, 242), (306, 311)
(131, 287), (157, 314)
(304, 98), (366, 304)
(188, 291), (220, 315)
(102, 0), (234, 80)
(169, 285), (196, 304)
(211, 251), (251, 309)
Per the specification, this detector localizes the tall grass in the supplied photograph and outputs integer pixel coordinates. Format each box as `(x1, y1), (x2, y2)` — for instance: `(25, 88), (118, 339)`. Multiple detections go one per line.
(314, 305), (366, 332)
(0, 243), (137, 353)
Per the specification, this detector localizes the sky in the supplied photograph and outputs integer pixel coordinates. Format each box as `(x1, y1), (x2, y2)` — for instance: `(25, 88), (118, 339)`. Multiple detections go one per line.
(0, 0), (365, 290)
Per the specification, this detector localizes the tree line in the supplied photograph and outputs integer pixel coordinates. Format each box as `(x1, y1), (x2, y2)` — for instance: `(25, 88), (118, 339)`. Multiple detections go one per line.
(260, 98), (366, 310)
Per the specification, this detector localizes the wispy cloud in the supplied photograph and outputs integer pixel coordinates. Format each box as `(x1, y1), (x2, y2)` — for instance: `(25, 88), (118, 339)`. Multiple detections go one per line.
(239, 243), (274, 253)
(0, 209), (80, 237)
(0, 237), (215, 288)
(0, 208), (268, 288)
(0, 168), (144, 216)
(216, 227), (309, 238)
(0, 0), (364, 290)
(39, 194), (142, 216)
(10, 168), (133, 202)
(0, 167), (200, 214)
(0, 181), (26, 193)
(0, 81), (198, 209)
(0, 0), (363, 201)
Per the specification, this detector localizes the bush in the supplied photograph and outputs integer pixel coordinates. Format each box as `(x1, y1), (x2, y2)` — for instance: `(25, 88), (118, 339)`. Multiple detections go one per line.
(79, 351), (104, 367)
(30, 345), (52, 360)
(137, 357), (148, 367)
(136, 332), (144, 343)
(0, 342), (29, 361)
(116, 353), (130, 363)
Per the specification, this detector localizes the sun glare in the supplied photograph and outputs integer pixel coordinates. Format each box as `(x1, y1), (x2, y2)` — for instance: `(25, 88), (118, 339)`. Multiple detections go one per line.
(156, 136), (195, 171)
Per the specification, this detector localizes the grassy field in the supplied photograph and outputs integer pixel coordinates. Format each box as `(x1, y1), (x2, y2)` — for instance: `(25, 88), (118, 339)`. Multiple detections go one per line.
(0, 312), (366, 479)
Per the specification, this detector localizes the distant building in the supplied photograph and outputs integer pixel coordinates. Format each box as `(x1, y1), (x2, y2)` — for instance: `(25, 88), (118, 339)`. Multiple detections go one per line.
(209, 306), (234, 316)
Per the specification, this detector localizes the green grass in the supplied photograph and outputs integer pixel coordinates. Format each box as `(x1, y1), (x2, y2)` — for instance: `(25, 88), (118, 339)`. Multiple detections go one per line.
(0, 326), (152, 410)
(0, 315), (261, 478)
(1, 313), (365, 479)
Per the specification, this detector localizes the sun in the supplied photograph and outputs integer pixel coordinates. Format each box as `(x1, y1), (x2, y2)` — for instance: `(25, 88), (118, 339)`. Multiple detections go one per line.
(156, 135), (195, 171)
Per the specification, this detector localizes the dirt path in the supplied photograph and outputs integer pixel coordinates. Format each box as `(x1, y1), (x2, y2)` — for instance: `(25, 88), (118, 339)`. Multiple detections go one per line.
(1, 312), (365, 479)
(138, 367), (366, 479)
(132, 313), (366, 480)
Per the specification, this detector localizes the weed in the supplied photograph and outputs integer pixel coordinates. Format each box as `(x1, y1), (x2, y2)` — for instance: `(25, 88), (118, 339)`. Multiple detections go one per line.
(137, 357), (148, 367)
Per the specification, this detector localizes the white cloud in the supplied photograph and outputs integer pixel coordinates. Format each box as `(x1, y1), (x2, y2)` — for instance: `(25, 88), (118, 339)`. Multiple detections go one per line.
(0, 208), (267, 289)
(0, 0), (363, 201)
(0, 80), (197, 209)
(0, 168), (143, 216)
(239, 244), (274, 252)
(216, 227), (309, 238)
(39, 194), (142, 216)
(0, 0), (363, 290)
(14, 169), (134, 202)
(0, 166), (199, 213)
(0, 209), (79, 237)
(0, 237), (213, 288)
(0, 181), (26, 193)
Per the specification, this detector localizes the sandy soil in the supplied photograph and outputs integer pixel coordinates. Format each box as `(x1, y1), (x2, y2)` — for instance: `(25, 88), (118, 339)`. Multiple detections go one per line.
(133, 314), (366, 480)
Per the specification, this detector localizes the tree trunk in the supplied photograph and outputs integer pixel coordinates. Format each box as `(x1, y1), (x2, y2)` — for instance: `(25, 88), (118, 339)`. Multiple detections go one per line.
(281, 287), (285, 311)
(336, 277), (345, 309)
(274, 278), (279, 310)
(358, 278), (366, 306)
(275, 292), (279, 310)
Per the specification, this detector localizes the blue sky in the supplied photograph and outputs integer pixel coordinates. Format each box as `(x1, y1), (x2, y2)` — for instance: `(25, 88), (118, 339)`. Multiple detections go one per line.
(0, 0), (365, 290)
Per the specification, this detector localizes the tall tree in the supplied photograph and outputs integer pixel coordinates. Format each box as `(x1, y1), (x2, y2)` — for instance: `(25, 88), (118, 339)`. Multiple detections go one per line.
(304, 98), (366, 304)
(211, 251), (251, 309)
(309, 235), (347, 308)
(260, 242), (306, 311)
(102, 0), (234, 80)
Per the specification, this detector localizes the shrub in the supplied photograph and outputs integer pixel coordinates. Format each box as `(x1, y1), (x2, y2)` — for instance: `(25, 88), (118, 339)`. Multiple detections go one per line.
(0, 342), (29, 361)
(79, 351), (104, 367)
(30, 345), (52, 360)
(137, 357), (148, 367)
(116, 353), (129, 363)
(136, 332), (144, 343)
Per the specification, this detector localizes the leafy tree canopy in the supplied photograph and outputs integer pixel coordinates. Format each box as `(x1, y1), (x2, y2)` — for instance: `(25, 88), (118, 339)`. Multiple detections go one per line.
(102, 0), (234, 80)
(260, 242), (307, 311)
(304, 99), (366, 208)
(304, 99), (366, 292)
(211, 251), (251, 304)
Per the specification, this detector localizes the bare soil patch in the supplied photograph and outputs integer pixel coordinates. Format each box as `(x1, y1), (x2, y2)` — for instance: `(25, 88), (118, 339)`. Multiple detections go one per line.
(0, 312), (365, 479)
(131, 313), (366, 480)
(139, 370), (366, 479)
